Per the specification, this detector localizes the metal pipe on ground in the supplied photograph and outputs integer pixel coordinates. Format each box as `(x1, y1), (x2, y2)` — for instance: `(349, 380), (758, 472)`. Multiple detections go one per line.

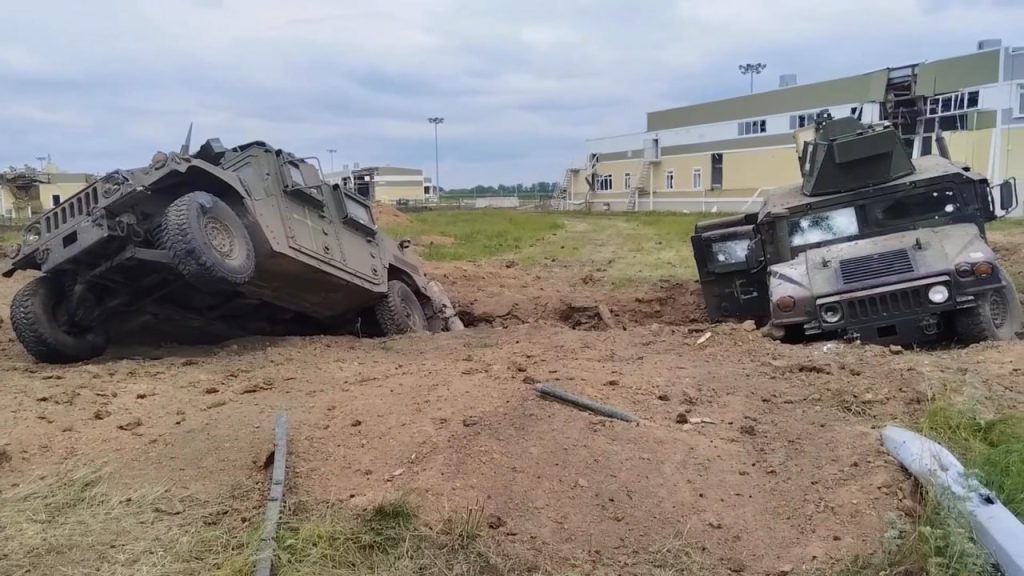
(535, 383), (637, 423)
(254, 412), (289, 576)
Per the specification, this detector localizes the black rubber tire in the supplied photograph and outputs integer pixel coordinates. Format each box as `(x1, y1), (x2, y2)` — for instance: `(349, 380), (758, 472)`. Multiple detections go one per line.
(375, 281), (428, 335)
(10, 276), (108, 364)
(158, 191), (255, 291)
(954, 286), (1019, 344)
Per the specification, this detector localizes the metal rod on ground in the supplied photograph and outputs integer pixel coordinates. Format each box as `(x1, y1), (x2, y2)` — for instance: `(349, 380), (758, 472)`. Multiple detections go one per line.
(254, 412), (288, 576)
(535, 384), (637, 422)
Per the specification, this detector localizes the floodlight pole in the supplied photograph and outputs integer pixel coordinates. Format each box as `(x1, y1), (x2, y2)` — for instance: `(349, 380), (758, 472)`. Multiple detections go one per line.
(326, 148), (337, 173)
(428, 117), (444, 196)
(739, 63), (767, 94)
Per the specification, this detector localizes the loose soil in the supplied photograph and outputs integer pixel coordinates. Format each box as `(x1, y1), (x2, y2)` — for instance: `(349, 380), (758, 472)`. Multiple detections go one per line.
(1, 228), (1023, 574)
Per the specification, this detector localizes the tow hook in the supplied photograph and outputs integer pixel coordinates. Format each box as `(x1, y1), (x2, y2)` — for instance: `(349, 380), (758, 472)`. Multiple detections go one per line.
(920, 314), (941, 335)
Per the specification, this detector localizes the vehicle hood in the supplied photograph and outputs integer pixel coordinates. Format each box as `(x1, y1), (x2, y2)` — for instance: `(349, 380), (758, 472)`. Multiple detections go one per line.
(772, 223), (993, 298)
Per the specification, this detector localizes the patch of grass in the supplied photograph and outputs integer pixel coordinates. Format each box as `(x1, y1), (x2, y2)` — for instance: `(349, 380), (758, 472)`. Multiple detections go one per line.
(0, 466), (258, 576)
(274, 498), (531, 576)
(517, 211), (727, 286)
(384, 210), (565, 261)
(1, 230), (19, 243)
(986, 218), (1024, 232)
(828, 404), (1024, 576)
(921, 403), (1024, 519)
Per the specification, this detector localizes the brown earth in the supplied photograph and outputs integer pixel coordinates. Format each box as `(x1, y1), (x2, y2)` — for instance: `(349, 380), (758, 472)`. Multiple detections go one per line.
(1, 232), (1023, 574)
(373, 202), (412, 227)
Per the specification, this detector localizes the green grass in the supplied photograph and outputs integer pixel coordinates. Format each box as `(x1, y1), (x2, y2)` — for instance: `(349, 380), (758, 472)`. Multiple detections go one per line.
(0, 466), (258, 576)
(385, 210), (726, 286)
(986, 217), (1024, 232)
(828, 404), (1024, 576)
(1, 230), (18, 243)
(383, 210), (564, 261)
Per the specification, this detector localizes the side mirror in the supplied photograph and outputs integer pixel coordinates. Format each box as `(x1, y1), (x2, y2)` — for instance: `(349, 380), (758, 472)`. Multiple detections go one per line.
(998, 178), (1017, 216)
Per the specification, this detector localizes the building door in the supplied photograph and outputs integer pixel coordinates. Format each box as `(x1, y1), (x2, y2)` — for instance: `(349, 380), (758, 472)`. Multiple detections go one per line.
(711, 153), (723, 189)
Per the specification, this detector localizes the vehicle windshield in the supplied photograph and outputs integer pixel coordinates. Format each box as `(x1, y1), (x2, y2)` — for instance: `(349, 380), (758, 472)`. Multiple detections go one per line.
(788, 206), (859, 248)
(787, 189), (962, 251)
(867, 189), (959, 228)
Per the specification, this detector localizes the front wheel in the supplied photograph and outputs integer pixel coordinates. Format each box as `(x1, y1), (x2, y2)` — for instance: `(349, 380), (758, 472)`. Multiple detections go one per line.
(375, 281), (428, 335)
(953, 285), (1020, 344)
(158, 191), (256, 291)
(10, 276), (108, 364)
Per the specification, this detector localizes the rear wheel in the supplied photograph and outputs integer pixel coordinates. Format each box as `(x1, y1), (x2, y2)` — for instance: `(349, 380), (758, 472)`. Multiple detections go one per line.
(10, 276), (108, 364)
(954, 286), (1020, 344)
(158, 191), (255, 291)
(375, 281), (427, 335)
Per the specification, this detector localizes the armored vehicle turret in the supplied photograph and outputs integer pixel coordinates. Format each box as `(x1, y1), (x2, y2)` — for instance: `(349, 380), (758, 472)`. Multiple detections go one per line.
(692, 114), (1020, 347)
(3, 134), (462, 364)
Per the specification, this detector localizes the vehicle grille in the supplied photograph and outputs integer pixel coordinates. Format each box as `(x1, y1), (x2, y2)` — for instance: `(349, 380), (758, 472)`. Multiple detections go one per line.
(42, 187), (100, 236)
(839, 249), (914, 284)
(842, 286), (926, 323)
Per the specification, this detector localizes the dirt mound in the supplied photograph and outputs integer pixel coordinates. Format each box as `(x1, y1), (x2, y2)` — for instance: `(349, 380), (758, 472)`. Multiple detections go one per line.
(373, 202), (412, 227)
(428, 261), (708, 329)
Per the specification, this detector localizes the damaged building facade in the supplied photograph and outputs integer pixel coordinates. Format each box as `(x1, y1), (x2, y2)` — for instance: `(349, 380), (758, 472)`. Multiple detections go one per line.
(1, 163), (96, 221)
(563, 40), (1024, 214)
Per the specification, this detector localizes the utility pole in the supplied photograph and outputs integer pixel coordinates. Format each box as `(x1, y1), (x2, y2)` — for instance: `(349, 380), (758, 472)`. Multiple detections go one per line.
(326, 148), (337, 173)
(427, 117), (444, 196)
(738, 63), (767, 94)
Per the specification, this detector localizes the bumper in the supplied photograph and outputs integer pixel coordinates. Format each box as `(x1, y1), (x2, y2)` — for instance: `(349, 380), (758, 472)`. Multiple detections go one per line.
(806, 276), (962, 346)
(5, 210), (113, 276)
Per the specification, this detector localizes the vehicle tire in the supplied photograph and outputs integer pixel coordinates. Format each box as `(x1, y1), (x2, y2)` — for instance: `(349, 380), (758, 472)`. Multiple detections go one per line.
(10, 276), (108, 364)
(158, 191), (255, 291)
(953, 285), (1020, 344)
(375, 280), (428, 335)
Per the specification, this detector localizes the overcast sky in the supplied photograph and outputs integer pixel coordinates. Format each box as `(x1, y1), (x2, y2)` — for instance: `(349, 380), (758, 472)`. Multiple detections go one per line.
(1, 0), (1022, 188)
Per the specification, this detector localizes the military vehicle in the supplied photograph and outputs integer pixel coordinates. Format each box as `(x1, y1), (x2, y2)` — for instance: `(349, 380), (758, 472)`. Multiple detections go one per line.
(3, 132), (462, 364)
(692, 112), (1020, 347)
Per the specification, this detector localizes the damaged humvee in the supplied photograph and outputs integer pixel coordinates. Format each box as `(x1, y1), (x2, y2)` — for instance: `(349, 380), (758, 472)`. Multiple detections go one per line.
(692, 112), (1021, 347)
(3, 133), (461, 364)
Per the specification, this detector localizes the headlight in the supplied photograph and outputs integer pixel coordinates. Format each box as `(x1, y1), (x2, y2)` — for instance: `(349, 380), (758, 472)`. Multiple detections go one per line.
(928, 284), (950, 304)
(23, 224), (41, 245)
(820, 302), (843, 324)
(775, 295), (796, 313)
(973, 261), (994, 279)
(955, 262), (974, 278)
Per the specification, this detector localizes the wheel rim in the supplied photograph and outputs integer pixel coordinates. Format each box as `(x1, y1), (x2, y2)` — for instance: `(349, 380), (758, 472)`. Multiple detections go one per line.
(990, 290), (1009, 329)
(400, 295), (425, 330)
(203, 215), (238, 260)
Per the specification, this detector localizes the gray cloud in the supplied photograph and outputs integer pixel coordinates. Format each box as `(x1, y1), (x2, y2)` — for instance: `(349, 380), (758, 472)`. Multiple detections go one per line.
(1, 0), (1023, 187)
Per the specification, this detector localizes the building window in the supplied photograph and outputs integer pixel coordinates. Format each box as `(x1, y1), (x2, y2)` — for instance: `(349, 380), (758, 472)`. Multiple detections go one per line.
(711, 153), (723, 190)
(926, 90), (980, 117)
(596, 174), (613, 191)
(738, 119), (767, 136)
(1016, 83), (1024, 117)
(51, 194), (62, 207)
(624, 172), (632, 190)
(665, 170), (675, 190)
(692, 168), (703, 190)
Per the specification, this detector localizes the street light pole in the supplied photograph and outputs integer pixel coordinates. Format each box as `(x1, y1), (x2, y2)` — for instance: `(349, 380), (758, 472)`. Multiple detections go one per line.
(326, 148), (337, 173)
(427, 117), (444, 196)
(738, 63), (767, 94)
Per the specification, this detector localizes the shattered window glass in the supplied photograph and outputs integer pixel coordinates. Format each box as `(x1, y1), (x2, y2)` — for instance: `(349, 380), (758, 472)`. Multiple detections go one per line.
(788, 206), (860, 247)
(288, 163), (305, 187)
(870, 189), (959, 227)
(710, 239), (749, 264)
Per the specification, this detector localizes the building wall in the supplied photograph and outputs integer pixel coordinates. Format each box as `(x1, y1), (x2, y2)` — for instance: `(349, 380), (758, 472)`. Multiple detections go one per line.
(721, 147), (802, 191)
(374, 183), (426, 202)
(945, 128), (994, 174)
(1, 180), (91, 217)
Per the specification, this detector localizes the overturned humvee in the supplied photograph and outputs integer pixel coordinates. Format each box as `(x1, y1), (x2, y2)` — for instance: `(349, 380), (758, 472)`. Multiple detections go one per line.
(3, 134), (461, 364)
(692, 112), (1020, 346)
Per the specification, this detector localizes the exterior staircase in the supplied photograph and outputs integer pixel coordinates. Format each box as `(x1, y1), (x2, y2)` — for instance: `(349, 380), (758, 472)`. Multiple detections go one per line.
(626, 161), (652, 211)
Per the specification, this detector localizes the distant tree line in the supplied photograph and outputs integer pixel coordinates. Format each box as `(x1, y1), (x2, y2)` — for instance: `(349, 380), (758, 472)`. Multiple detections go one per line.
(441, 181), (560, 197)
